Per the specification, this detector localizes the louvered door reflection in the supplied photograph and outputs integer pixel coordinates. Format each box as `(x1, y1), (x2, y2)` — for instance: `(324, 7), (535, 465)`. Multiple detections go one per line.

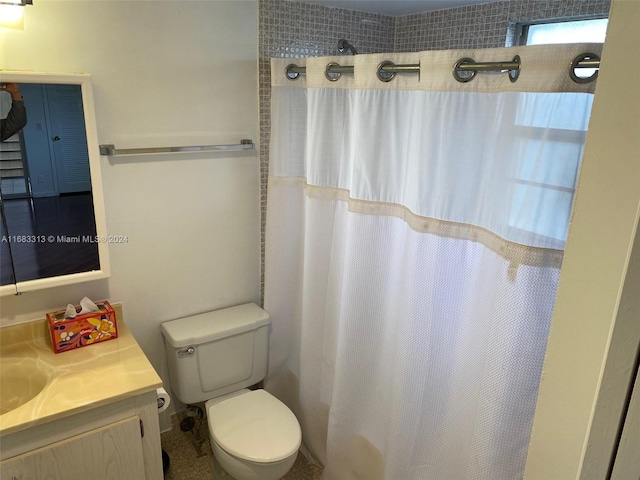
(46, 84), (91, 194)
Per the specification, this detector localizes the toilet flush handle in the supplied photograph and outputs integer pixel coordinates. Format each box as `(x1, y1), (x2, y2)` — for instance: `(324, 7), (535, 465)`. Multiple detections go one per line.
(178, 346), (195, 357)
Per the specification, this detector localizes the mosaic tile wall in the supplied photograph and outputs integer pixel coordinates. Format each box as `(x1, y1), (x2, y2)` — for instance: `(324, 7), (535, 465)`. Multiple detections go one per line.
(395, 0), (611, 51)
(258, 0), (610, 301)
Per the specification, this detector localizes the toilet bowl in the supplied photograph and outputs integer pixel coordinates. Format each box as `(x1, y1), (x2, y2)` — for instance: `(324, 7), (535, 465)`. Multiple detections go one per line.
(207, 389), (300, 480)
(211, 442), (297, 480)
(161, 303), (302, 480)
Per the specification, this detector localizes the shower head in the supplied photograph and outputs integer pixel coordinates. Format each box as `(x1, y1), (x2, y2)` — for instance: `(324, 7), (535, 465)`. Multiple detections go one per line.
(338, 39), (358, 55)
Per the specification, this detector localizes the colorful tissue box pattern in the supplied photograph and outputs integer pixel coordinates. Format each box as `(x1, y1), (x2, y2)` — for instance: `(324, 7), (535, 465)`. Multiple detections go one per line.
(47, 301), (118, 354)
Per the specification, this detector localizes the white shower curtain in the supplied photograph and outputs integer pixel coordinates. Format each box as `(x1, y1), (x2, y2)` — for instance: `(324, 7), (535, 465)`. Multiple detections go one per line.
(264, 44), (600, 480)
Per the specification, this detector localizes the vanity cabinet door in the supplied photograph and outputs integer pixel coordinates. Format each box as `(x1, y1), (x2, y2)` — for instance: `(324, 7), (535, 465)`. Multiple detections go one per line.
(0, 416), (145, 480)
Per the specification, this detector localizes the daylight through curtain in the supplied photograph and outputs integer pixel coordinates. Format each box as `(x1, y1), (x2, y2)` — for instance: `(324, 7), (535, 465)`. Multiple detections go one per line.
(264, 43), (600, 480)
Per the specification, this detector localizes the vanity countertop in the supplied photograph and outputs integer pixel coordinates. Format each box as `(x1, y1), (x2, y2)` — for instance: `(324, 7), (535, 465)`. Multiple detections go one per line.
(0, 304), (162, 436)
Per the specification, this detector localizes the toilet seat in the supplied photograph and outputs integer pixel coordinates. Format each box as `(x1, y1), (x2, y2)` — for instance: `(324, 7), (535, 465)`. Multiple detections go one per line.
(206, 389), (301, 463)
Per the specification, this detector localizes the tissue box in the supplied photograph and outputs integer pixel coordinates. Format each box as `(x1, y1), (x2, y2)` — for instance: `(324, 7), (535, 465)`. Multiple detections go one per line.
(47, 301), (118, 354)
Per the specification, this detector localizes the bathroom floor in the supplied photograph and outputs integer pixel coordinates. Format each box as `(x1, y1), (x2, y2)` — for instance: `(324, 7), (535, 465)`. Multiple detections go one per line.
(161, 412), (323, 480)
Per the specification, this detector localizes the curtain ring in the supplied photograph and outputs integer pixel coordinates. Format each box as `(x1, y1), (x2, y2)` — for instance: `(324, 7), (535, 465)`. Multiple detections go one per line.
(286, 64), (301, 81)
(325, 62), (342, 82)
(377, 61), (396, 82)
(570, 53), (600, 84)
(452, 58), (476, 83)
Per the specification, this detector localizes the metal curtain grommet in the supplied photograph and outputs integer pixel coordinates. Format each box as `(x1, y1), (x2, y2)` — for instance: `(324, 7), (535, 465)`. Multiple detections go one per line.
(325, 62), (341, 82)
(570, 53), (600, 84)
(453, 58), (476, 83)
(286, 64), (301, 80)
(377, 61), (396, 82)
(508, 55), (521, 83)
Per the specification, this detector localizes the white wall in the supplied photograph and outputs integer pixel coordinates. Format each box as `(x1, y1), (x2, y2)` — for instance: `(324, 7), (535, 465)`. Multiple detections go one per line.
(0, 1), (260, 429)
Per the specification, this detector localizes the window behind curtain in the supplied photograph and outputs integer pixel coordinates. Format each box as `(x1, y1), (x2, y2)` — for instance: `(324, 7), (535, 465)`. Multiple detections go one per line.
(506, 17), (607, 242)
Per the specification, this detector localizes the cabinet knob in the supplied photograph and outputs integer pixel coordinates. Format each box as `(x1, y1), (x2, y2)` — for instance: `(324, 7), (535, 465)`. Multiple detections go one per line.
(52, 136), (61, 141)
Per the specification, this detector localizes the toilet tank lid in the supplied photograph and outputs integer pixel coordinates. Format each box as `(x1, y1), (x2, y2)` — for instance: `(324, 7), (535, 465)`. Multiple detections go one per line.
(160, 303), (270, 348)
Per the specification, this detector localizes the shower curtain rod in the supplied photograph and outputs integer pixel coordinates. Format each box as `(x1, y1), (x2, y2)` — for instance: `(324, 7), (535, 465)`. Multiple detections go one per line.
(285, 52), (600, 84)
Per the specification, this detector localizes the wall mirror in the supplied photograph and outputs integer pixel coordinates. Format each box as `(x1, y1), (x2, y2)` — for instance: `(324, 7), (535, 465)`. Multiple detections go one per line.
(0, 71), (110, 296)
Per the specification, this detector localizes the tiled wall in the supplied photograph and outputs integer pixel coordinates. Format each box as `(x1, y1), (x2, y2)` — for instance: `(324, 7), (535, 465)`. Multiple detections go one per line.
(258, 0), (611, 301)
(395, 0), (611, 51)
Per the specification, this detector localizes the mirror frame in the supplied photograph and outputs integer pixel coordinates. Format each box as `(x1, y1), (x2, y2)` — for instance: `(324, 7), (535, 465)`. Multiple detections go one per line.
(0, 71), (110, 296)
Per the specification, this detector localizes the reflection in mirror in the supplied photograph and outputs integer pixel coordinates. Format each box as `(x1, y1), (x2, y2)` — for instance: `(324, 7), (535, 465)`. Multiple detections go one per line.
(0, 72), (109, 294)
(0, 206), (16, 285)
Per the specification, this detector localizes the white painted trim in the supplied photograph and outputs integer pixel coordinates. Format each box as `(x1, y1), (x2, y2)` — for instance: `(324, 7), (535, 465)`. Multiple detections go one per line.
(14, 270), (110, 293)
(611, 366), (640, 479)
(580, 200), (640, 478)
(524, 0), (640, 478)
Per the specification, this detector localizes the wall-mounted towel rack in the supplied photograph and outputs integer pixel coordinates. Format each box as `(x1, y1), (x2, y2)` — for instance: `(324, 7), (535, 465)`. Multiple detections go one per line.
(99, 139), (254, 156)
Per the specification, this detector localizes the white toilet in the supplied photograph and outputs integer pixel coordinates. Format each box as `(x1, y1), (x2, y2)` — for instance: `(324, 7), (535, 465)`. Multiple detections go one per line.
(161, 303), (301, 480)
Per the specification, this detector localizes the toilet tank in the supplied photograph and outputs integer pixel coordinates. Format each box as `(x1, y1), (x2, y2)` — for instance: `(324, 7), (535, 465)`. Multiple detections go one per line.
(161, 303), (270, 405)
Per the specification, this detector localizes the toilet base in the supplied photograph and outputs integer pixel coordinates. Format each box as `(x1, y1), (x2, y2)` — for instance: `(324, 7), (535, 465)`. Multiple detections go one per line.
(211, 439), (297, 480)
(211, 452), (237, 480)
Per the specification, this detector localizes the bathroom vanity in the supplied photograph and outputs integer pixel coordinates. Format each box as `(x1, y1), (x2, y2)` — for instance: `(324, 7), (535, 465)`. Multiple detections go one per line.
(0, 304), (163, 480)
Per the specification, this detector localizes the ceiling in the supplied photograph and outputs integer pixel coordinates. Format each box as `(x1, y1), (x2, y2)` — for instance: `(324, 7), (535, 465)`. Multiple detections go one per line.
(294, 0), (493, 16)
